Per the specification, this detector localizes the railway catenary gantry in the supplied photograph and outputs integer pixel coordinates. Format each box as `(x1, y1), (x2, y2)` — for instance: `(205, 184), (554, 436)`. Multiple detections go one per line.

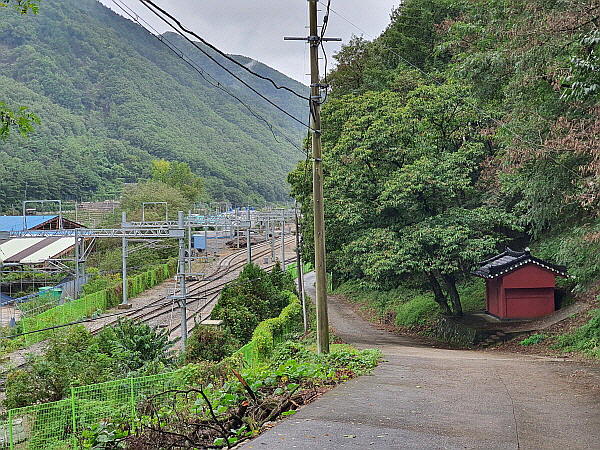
(88, 234), (297, 346)
(7, 209), (300, 349)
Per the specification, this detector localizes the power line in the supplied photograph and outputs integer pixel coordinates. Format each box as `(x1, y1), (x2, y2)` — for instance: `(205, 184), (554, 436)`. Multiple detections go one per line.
(3, 265), (294, 340)
(141, 0), (310, 101)
(111, 0), (309, 157)
(138, 0), (312, 129)
(319, 0), (333, 104)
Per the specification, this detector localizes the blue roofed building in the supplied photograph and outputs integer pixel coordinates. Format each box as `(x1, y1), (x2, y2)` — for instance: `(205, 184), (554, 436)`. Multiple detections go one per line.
(0, 215), (82, 232)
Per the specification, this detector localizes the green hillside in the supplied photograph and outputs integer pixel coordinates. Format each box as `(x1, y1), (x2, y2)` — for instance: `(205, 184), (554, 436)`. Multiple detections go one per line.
(0, 0), (308, 207)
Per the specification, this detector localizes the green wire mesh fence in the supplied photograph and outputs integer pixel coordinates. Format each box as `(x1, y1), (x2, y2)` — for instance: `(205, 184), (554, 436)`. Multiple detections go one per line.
(21, 262), (176, 347)
(2, 292), (303, 449)
(0, 372), (181, 450)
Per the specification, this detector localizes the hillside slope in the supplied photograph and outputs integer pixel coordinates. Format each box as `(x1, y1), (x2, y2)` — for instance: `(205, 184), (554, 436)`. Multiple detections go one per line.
(0, 0), (308, 207)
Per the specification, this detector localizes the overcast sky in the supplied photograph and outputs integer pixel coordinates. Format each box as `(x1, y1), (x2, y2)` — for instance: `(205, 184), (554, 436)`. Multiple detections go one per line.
(97, 0), (399, 84)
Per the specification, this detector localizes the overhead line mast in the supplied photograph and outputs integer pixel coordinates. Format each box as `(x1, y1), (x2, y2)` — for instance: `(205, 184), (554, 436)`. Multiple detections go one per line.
(285, 0), (340, 354)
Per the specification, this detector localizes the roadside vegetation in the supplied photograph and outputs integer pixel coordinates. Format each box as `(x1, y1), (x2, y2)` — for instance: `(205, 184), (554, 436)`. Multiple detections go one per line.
(0, 261), (381, 449)
(288, 0), (600, 359)
(81, 344), (381, 449)
(334, 277), (486, 330)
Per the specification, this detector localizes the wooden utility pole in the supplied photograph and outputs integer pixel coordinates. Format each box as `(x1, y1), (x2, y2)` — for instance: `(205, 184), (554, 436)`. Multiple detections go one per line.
(286, 1), (340, 354)
(309, 0), (329, 354)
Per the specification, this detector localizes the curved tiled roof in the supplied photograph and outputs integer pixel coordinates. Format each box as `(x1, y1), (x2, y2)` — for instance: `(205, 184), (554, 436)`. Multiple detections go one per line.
(472, 247), (568, 279)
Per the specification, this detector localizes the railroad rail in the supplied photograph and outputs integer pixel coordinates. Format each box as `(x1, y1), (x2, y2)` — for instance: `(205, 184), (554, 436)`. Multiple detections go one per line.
(87, 235), (297, 342)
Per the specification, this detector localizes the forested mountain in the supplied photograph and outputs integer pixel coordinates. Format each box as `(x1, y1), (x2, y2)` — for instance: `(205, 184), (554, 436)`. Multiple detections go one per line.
(0, 0), (308, 208)
(290, 0), (600, 315)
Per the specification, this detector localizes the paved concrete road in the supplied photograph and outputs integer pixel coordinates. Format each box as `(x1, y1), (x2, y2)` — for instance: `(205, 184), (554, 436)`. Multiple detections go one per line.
(239, 272), (600, 449)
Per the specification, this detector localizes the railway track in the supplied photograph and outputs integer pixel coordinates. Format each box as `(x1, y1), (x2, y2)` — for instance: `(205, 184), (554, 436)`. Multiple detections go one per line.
(0, 236), (295, 388)
(0, 236), (298, 386)
(88, 235), (297, 343)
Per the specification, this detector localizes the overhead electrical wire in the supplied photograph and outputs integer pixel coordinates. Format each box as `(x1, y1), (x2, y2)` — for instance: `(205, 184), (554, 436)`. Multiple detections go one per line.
(111, 0), (310, 157)
(2, 269), (296, 340)
(140, 1), (310, 101)
(138, 0), (312, 128)
(307, 0), (333, 129)
(319, 0), (332, 104)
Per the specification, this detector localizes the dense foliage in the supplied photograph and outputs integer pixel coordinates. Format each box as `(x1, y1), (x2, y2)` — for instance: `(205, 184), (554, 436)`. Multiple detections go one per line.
(4, 320), (176, 408)
(81, 344), (381, 449)
(0, 0), (307, 208)
(289, 0), (600, 316)
(210, 262), (297, 345)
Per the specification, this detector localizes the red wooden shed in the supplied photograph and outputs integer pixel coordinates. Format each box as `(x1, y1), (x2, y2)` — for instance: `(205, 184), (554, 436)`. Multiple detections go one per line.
(472, 248), (568, 319)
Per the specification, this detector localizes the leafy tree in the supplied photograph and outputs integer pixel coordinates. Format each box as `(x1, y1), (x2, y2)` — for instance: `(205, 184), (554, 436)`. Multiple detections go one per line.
(0, 0), (40, 14)
(96, 318), (176, 376)
(151, 159), (204, 202)
(327, 0), (459, 98)
(3, 326), (115, 408)
(291, 83), (516, 315)
(328, 36), (389, 97)
(440, 0), (600, 231)
(0, 102), (40, 138)
(0, 1), (41, 139)
(211, 262), (295, 342)
(118, 180), (191, 221)
(377, 0), (458, 72)
(4, 321), (177, 408)
(562, 30), (600, 102)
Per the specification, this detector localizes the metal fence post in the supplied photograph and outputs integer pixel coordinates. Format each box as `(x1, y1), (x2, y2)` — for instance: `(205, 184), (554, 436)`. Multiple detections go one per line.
(8, 409), (13, 450)
(130, 377), (136, 419)
(71, 386), (77, 449)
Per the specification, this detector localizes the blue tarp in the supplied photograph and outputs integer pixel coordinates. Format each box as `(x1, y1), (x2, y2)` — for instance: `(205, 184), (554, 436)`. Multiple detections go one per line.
(0, 216), (58, 232)
(0, 292), (14, 307)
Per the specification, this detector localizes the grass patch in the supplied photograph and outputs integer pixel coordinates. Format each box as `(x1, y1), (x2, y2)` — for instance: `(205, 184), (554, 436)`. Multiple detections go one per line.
(334, 280), (408, 312)
(395, 294), (439, 327)
(335, 278), (486, 329)
(553, 307), (600, 358)
(457, 278), (486, 312)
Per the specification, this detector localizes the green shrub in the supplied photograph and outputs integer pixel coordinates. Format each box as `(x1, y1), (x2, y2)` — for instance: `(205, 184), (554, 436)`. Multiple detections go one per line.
(535, 219), (600, 290)
(520, 333), (546, 346)
(96, 318), (176, 377)
(395, 293), (440, 327)
(251, 291), (301, 358)
(4, 326), (116, 409)
(269, 341), (318, 366)
(184, 325), (238, 363)
(212, 263), (297, 344)
(321, 347), (382, 378)
(173, 356), (243, 389)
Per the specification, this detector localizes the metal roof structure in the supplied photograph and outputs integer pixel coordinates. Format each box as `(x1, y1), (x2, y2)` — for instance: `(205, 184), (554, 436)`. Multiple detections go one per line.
(0, 215), (85, 232)
(472, 247), (568, 279)
(0, 237), (76, 265)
